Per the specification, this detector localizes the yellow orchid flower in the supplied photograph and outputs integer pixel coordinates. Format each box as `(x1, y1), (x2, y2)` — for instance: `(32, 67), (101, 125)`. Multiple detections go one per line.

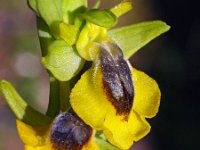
(0, 1), (169, 150)
(16, 112), (99, 150)
(70, 42), (161, 150)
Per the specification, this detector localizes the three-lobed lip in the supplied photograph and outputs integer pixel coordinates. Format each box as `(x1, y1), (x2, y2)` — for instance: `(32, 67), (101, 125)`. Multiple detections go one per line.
(100, 42), (134, 116)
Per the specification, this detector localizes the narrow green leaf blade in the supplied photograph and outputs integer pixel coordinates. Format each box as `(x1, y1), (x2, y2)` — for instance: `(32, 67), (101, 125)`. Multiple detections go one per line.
(82, 9), (117, 28)
(42, 40), (84, 81)
(108, 20), (170, 58)
(0, 80), (52, 125)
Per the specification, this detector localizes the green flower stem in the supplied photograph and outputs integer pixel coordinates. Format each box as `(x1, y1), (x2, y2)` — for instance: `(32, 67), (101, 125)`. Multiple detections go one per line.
(46, 75), (60, 118)
(59, 81), (71, 112)
(37, 17), (54, 57)
(38, 17), (61, 118)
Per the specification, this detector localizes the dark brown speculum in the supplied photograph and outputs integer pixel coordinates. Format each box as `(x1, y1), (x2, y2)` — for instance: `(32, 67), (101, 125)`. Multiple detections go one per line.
(100, 43), (134, 117)
(50, 112), (92, 150)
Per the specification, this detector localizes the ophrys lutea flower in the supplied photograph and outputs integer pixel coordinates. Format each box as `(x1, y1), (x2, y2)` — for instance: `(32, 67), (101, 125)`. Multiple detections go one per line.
(0, 0), (170, 149)
(70, 41), (161, 149)
(16, 111), (99, 150)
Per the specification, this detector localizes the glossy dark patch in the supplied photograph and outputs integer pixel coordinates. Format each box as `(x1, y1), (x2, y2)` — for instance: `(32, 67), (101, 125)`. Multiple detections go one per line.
(100, 43), (134, 116)
(51, 112), (92, 150)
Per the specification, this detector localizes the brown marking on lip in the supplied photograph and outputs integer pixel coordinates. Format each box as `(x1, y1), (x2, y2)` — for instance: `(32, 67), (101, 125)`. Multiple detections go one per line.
(51, 112), (92, 150)
(99, 43), (134, 120)
(103, 80), (129, 121)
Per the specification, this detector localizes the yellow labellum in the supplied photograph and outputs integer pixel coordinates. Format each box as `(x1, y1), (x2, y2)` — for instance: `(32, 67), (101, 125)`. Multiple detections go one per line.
(16, 119), (99, 150)
(70, 65), (160, 149)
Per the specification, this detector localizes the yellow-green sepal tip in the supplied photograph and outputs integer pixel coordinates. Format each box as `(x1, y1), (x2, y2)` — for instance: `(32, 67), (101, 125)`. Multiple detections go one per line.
(111, 0), (133, 17)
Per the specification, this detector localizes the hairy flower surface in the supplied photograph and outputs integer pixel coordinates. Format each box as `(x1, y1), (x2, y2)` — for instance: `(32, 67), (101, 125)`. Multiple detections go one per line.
(70, 42), (161, 149)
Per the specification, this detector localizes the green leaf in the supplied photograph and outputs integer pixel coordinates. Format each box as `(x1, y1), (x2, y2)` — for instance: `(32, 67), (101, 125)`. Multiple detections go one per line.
(108, 20), (170, 59)
(95, 137), (119, 150)
(81, 9), (117, 28)
(42, 40), (84, 81)
(0, 80), (52, 126)
(62, 0), (87, 24)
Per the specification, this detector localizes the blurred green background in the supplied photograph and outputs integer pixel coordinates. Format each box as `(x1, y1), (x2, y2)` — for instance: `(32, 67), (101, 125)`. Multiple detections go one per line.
(0, 0), (199, 149)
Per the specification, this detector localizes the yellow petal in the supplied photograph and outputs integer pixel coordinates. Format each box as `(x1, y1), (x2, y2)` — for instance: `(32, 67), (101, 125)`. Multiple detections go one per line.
(70, 67), (110, 130)
(103, 107), (132, 150)
(82, 133), (99, 150)
(103, 106), (150, 150)
(16, 120), (52, 148)
(132, 68), (161, 118)
(128, 111), (151, 142)
(17, 119), (99, 150)
(82, 142), (99, 150)
(25, 144), (53, 150)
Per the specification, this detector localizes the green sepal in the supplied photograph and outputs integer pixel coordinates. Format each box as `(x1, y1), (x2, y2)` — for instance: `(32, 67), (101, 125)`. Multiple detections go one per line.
(0, 80), (52, 126)
(95, 137), (119, 150)
(62, 0), (87, 24)
(42, 40), (84, 81)
(108, 20), (170, 59)
(81, 9), (117, 28)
